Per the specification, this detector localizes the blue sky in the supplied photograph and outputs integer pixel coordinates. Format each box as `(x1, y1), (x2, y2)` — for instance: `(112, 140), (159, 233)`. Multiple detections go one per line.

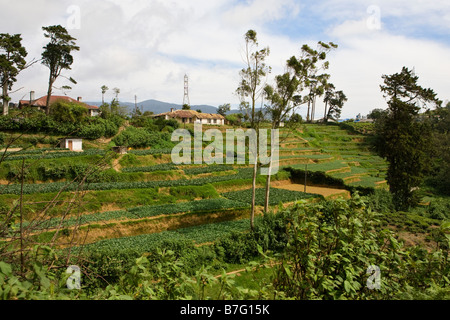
(1, 0), (449, 118)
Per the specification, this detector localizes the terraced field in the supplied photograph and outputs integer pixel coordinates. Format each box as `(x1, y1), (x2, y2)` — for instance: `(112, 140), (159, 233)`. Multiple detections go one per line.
(0, 122), (387, 256)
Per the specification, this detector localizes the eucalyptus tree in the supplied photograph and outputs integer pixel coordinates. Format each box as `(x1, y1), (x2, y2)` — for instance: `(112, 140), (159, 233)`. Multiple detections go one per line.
(101, 85), (109, 104)
(41, 25), (80, 114)
(113, 87), (120, 101)
(300, 42), (337, 122)
(261, 41), (338, 211)
(217, 103), (231, 117)
(326, 90), (347, 122)
(263, 63), (302, 212)
(0, 33), (28, 115)
(236, 29), (271, 230)
(323, 81), (336, 122)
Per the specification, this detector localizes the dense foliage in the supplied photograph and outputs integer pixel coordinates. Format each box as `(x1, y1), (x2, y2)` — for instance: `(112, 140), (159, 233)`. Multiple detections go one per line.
(112, 126), (174, 149)
(0, 111), (121, 139)
(1, 195), (448, 300)
(374, 67), (441, 209)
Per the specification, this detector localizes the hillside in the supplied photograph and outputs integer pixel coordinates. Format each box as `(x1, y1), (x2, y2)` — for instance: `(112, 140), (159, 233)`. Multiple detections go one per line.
(0, 122), (389, 246)
(1, 121), (448, 300)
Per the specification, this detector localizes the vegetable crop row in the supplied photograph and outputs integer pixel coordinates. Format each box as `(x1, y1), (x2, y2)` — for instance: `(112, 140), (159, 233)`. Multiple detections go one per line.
(221, 187), (320, 206)
(0, 167), (256, 195)
(17, 198), (249, 231)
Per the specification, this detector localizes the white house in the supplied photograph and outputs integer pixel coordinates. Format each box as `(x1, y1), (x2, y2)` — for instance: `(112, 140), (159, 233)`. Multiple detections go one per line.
(60, 138), (83, 151)
(153, 109), (225, 125)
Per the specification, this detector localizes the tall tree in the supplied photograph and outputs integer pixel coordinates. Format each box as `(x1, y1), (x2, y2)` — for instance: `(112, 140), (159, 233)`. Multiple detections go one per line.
(217, 103), (231, 117)
(236, 29), (271, 129)
(41, 25), (79, 115)
(367, 108), (386, 120)
(261, 41), (339, 211)
(326, 90), (347, 122)
(428, 102), (450, 195)
(101, 85), (109, 104)
(0, 33), (28, 115)
(323, 81), (336, 121)
(263, 64), (302, 212)
(236, 29), (271, 230)
(375, 67), (441, 210)
(300, 42), (337, 122)
(113, 87), (120, 101)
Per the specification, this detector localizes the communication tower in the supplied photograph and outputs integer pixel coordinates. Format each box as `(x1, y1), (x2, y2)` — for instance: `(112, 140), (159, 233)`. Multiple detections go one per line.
(183, 74), (190, 106)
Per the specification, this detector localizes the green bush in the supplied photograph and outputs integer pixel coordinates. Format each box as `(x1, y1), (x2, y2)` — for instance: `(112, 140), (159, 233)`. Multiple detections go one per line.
(112, 126), (173, 149)
(365, 189), (394, 213)
(427, 199), (450, 220)
(272, 195), (450, 300)
(49, 101), (88, 123)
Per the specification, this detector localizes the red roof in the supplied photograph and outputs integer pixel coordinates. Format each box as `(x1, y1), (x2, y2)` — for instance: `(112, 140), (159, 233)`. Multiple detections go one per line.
(19, 95), (99, 110)
(155, 109), (224, 120)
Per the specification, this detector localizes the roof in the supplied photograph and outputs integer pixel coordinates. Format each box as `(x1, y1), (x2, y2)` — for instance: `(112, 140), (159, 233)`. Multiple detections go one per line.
(154, 109), (224, 120)
(19, 95), (99, 110)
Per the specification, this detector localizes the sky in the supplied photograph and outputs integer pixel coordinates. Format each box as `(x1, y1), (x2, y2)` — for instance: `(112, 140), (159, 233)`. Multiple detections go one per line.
(1, 0), (449, 118)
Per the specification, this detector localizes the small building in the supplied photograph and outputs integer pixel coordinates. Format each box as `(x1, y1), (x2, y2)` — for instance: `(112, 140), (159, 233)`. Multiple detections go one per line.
(112, 146), (128, 154)
(60, 138), (83, 151)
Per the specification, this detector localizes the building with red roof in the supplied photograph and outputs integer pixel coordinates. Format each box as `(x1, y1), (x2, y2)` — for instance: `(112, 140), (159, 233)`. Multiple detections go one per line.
(152, 108), (225, 125)
(19, 93), (100, 117)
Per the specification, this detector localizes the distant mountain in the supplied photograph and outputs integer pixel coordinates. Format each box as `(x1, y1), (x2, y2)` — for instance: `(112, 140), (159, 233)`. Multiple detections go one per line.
(86, 99), (219, 115)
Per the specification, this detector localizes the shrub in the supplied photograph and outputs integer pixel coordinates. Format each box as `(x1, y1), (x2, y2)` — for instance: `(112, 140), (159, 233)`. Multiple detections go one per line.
(427, 199), (450, 220)
(49, 101), (88, 123)
(272, 195), (450, 300)
(112, 127), (173, 149)
(365, 189), (394, 213)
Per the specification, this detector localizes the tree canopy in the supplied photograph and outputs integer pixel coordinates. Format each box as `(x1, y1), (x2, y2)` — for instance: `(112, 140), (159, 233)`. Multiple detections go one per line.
(0, 33), (28, 115)
(375, 67), (441, 210)
(41, 25), (80, 114)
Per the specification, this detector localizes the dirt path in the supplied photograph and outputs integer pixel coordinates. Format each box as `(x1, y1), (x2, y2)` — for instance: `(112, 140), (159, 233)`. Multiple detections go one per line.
(271, 180), (350, 199)
(111, 154), (124, 172)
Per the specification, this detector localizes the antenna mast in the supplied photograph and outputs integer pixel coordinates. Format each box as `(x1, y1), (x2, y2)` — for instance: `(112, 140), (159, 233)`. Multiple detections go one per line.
(183, 74), (190, 106)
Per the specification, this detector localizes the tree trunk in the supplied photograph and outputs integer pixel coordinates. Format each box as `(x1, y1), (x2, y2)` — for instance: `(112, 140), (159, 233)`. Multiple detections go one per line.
(311, 95), (317, 122)
(306, 100), (311, 122)
(2, 82), (8, 116)
(45, 75), (54, 115)
(250, 155), (258, 230)
(323, 101), (328, 123)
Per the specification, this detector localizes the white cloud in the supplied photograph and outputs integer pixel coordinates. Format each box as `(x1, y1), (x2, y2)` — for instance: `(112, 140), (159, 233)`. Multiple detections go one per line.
(325, 19), (450, 117)
(3, 0), (449, 119)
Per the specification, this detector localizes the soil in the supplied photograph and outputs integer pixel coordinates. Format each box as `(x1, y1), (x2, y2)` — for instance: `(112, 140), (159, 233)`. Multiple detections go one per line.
(271, 180), (351, 199)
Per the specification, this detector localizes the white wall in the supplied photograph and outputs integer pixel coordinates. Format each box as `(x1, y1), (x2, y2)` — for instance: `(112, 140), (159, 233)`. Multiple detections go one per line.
(195, 118), (224, 125)
(63, 139), (83, 151)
